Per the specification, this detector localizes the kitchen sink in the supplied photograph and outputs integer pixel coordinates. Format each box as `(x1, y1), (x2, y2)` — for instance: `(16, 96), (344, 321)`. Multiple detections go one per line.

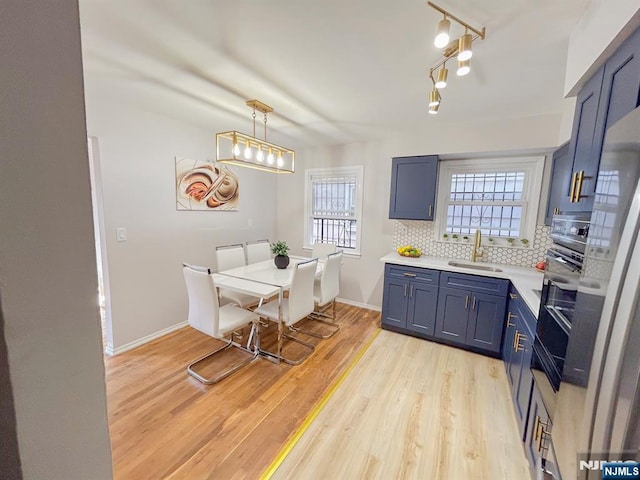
(447, 260), (503, 272)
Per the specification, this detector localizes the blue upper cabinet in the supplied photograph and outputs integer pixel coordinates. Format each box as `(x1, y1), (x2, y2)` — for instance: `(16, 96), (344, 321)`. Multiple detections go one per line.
(389, 155), (438, 220)
(544, 142), (571, 225)
(565, 66), (604, 213)
(564, 26), (640, 213)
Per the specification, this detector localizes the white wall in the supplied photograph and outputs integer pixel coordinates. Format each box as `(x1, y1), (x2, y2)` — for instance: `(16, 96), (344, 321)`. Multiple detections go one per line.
(0, 1), (113, 478)
(277, 114), (564, 309)
(84, 93), (278, 352)
(564, 1), (640, 95)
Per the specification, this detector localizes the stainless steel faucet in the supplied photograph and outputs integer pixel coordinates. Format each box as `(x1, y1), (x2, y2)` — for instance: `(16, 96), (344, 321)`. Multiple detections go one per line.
(471, 229), (484, 262)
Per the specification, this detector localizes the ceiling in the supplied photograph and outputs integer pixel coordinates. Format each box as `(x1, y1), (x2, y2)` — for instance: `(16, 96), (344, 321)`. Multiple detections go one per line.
(79, 0), (590, 147)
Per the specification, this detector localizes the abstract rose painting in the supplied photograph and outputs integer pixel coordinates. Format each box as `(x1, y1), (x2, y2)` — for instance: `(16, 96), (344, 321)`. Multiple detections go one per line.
(175, 157), (239, 211)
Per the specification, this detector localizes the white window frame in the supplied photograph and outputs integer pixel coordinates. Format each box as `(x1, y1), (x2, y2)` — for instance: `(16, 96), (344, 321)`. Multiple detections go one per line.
(303, 165), (364, 256)
(435, 156), (545, 242)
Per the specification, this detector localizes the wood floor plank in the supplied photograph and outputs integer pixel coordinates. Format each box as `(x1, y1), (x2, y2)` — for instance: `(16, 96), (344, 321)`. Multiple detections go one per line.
(271, 330), (531, 480)
(104, 303), (379, 479)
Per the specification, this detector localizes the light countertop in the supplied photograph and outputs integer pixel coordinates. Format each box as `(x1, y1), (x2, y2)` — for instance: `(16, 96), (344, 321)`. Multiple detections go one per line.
(380, 253), (544, 317)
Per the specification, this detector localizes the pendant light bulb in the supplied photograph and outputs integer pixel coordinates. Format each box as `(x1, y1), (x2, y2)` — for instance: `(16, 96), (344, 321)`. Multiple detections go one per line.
(458, 33), (473, 61)
(267, 148), (275, 165)
(435, 67), (448, 89)
(457, 59), (471, 76)
(429, 88), (441, 107)
(244, 141), (252, 159)
(429, 103), (440, 115)
(277, 152), (284, 167)
(434, 17), (451, 49)
(232, 133), (240, 156)
(256, 145), (264, 162)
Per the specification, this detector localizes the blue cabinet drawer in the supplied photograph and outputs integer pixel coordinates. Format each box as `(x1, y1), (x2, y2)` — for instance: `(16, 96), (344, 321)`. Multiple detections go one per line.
(385, 264), (440, 284)
(439, 271), (509, 295)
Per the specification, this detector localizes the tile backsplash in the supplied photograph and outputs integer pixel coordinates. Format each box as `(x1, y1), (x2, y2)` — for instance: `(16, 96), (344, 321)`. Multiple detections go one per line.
(392, 221), (552, 268)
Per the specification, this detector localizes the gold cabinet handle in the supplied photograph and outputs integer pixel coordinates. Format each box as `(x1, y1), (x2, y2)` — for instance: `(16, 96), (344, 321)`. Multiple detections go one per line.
(533, 415), (541, 442)
(569, 171), (578, 203)
(537, 419), (549, 452)
(403, 272), (416, 277)
(507, 312), (516, 327)
(465, 295), (469, 309)
(574, 170), (592, 202)
(428, 205), (433, 217)
(410, 284), (414, 297)
(509, 293), (517, 300)
(403, 284), (407, 297)
(515, 331), (526, 352)
(554, 207), (559, 215)
(472, 296), (476, 310)
(513, 330), (520, 351)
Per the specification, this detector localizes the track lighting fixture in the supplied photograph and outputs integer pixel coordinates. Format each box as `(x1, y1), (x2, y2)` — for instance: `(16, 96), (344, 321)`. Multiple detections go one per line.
(429, 88), (441, 107)
(426, 2), (485, 114)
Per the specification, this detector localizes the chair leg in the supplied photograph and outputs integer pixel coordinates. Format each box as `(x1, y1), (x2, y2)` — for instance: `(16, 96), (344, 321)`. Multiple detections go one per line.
(187, 325), (258, 385)
(257, 319), (315, 366)
(296, 299), (340, 339)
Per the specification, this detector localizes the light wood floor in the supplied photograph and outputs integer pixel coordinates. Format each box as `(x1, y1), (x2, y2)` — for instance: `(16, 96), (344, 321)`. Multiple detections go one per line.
(271, 330), (532, 480)
(104, 303), (379, 479)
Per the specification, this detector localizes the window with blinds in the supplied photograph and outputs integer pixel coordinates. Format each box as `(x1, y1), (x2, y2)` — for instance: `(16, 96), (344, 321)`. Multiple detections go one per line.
(304, 166), (363, 253)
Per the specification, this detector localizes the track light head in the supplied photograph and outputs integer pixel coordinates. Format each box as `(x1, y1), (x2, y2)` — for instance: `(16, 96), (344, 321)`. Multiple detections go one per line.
(458, 33), (473, 61)
(434, 17), (451, 48)
(435, 67), (448, 89)
(457, 59), (470, 76)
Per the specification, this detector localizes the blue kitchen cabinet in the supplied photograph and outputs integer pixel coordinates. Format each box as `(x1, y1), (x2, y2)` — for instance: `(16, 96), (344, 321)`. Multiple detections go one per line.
(381, 264), (439, 337)
(435, 272), (508, 354)
(544, 142), (571, 225)
(389, 155), (438, 220)
(503, 285), (536, 440)
(524, 380), (551, 470)
(564, 66), (605, 213)
(564, 26), (640, 213)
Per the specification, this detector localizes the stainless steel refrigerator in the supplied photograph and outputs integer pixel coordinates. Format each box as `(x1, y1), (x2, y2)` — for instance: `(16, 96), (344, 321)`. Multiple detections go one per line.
(551, 106), (640, 479)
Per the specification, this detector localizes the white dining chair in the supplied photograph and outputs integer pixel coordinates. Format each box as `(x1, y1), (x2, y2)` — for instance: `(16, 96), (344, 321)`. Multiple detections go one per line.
(254, 258), (318, 365)
(246, 239), (271, 264)
(294, 251), (342, 339)
(182, 263), (259, 384)
(311, 241), (337, 260)
(215, 244), (260, 308)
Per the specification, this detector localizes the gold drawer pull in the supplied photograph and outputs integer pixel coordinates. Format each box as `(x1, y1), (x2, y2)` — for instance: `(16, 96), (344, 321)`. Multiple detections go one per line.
(465, 295), (469, 309)
(569, 171), (578, 203)
(403, 272), (417, 277)
(507, 312), (516, 327)
(509, 293), (517, 300)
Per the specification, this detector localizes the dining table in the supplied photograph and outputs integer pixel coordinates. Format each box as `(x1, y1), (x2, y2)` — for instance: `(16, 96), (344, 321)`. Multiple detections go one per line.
(213, 256), (323, 363)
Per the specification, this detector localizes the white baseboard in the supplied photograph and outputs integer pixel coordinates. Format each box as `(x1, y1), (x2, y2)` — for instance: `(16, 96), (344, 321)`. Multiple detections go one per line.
(336, 297), (381, 312)
(104, 321), (188, 356)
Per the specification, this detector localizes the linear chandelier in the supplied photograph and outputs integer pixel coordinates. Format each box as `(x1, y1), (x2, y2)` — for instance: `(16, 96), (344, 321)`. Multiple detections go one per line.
(427, 2), (486, 115)
(216, 99), (295, 174)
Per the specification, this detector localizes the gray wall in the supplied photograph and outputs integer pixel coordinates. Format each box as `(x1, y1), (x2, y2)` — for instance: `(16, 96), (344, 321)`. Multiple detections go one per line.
(0, 1), (113, 478)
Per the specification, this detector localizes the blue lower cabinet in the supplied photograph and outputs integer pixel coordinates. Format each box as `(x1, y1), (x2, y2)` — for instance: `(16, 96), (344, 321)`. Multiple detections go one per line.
(381, 264), (439, 337)
(435, 283), (507, 354)
(524, 381), (551, 470)
(407, 282), (438, 335)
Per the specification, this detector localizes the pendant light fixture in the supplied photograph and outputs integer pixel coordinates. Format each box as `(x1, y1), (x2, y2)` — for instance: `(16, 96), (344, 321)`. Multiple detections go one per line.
(216, 100), (295, 173)
(426, 2), (486, 114)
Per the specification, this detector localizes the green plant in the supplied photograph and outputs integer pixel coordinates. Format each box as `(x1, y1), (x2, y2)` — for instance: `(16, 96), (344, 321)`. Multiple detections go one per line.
(462, 235), (469, 241)
(506, 237), (515, 244)
(443, 233), (449, 239)
(488, 238), (494, 243)
(451, 234), (458, 240)
(520, 238), (529, 246)
(271, 240), (290, 256)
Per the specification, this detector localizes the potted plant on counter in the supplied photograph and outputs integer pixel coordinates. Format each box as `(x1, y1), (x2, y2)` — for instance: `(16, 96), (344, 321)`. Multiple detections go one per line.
(271, 241), (290, 269)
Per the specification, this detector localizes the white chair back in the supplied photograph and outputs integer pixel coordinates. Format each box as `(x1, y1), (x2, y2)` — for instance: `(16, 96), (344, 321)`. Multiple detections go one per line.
(216, 244), (246, 272)
(318, 251), (342, 305)
(246, 240), (271, 264)
(311, 242), (336, 260)
(182, 264), (220, 338)
(287, 259), (318, 326)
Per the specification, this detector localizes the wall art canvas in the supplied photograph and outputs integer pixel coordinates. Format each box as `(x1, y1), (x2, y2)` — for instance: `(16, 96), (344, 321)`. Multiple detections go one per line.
(175, 157), (239, 211)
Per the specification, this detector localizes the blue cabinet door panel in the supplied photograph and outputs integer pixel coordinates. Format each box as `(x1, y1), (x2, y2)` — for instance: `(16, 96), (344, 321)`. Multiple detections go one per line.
(435, 287), (469, 342)
(407, 282), (438, 335)
(381, 278), (408, 329)
(545, 142), (571, 224)
(389, 156), (438, 220)
(465, 292), (507, 353)
(515, 336), (534, 440)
